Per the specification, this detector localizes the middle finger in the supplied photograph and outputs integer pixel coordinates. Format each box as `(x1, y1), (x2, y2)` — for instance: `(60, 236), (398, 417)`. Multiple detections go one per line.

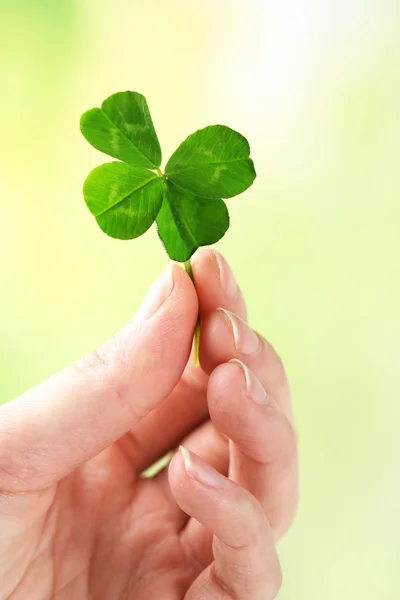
(201, 311), (298, 539)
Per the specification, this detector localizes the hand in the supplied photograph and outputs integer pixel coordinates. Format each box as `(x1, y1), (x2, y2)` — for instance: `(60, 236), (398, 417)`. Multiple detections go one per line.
(0, 250), (298, 600)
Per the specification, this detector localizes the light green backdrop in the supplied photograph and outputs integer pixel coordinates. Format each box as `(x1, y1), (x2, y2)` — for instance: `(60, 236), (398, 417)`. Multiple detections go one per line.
(1, 1), (399, 598)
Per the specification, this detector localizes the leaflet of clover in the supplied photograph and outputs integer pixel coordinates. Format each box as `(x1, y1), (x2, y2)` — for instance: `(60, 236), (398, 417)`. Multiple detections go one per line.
(80, 91), (162, 169)
(165, 125), (256, 199)
(156, 182), (230, 262)
(83, 162), (164, 239)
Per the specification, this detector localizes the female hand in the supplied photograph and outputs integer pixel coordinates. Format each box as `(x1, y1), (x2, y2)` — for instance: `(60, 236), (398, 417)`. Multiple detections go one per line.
(0, 250), (298, 599)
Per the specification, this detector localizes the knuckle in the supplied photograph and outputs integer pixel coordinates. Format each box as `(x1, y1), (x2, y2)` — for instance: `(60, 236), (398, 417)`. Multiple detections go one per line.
(237, 494), (269, 547)
(210, 563), (238, 599)
(212, 527), (283, 600)
(72, 345), (136, 419)
(73, 345), (124, 400)
(75, 346), (113, 376)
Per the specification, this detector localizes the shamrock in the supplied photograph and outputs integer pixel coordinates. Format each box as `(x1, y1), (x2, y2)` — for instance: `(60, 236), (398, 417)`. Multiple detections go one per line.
(80, 91), (256, 263)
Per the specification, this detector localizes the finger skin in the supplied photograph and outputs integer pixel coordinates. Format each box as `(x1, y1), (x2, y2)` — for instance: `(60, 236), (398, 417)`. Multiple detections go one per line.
(192, 249), (247, 321)
(0, 265), (197, 492)
(156, 420), (229, 530)
(208, 361), (299, 539)
(173, 420), (229, 566)
(169, 448), (282, 600)
(200, 308), (294, 424)
(131, 249), (248, 473)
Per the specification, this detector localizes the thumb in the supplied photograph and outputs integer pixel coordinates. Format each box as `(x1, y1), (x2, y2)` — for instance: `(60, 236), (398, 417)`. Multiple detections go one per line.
(0, 264), (197, 492)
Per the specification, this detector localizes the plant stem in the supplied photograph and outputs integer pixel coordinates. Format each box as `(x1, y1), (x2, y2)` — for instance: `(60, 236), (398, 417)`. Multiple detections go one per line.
(156, 167), (163, 177)
(183, 259), (193, 279)
(184, 259), (200, 366)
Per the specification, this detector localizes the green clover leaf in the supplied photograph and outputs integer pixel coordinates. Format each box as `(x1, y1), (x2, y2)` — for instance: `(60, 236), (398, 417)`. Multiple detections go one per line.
(165, 125), (256, 199)
(83, 162), (163, 240)
(80, 91), (256, 262)
(80, 91), (161, 169)
(156, 182), (229, 262)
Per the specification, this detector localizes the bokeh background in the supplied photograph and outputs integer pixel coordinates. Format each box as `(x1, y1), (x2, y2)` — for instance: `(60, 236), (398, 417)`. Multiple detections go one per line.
(1, 0), (399, 597)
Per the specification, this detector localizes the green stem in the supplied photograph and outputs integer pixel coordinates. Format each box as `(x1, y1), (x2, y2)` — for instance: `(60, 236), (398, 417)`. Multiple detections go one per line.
(183, 259), (193, 279)
(184, 259), (200, 366)
(156, 167), (163, 177)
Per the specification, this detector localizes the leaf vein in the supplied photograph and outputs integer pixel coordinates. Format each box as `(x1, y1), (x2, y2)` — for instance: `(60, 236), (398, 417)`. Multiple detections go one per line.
(95, 177), (157, 217)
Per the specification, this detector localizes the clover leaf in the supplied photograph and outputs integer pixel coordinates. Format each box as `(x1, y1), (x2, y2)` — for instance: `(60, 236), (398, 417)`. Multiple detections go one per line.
(81, 91), (256, 263)
(165, 125), (256, 199)
(81, 91), (161, 169)
(156, 182), (230, 262)
(83, 162), (164, 240)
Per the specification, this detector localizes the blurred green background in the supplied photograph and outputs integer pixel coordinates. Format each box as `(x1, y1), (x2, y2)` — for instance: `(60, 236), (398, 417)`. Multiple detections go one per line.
(1, 0), (399, 597)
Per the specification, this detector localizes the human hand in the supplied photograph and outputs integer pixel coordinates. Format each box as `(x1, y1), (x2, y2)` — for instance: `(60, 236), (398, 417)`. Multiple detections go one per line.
(0, 250), (298, 600)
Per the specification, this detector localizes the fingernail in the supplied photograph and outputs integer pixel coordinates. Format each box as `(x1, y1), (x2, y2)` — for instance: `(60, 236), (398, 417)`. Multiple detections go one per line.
(229, 359), (269, 405)
(217, 308), (261, 355)
(213, 251), (238, 297)
(136, 264), (175, 321)
(179, 446), (222, 488)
